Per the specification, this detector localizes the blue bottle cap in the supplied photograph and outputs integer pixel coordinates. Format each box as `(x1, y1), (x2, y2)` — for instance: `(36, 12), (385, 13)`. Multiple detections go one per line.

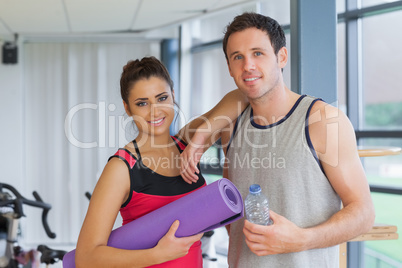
(249, 184), (261, 194)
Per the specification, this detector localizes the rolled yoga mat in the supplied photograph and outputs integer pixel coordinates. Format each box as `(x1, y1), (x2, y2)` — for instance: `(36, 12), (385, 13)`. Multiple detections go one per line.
(63, 178), (243, 268)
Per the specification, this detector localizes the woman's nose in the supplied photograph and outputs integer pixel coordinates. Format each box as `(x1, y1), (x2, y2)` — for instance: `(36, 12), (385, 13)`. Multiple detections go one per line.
(150, 104), (162, 117)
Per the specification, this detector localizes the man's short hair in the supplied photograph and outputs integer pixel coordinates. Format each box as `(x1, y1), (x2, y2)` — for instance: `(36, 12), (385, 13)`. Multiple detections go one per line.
(223, 12), (286, 60)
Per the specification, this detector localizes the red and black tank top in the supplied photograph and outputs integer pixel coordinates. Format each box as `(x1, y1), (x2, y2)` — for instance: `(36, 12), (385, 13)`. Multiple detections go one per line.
(109, 136), (206, 268)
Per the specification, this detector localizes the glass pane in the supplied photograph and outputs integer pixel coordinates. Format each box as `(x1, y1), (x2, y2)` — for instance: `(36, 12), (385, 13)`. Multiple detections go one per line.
(200, 146), (220, 165)
(364, 193), (402, 267)
(190, 47), (237, 118)
(360, 138), (402, 266)
(259, 0), (290, 25)
(360, 138), (402, 188)
(362, 0), (401, 8)
(337, 22), (346, 113)
(284, 33), (291, 88)
(362, 10), (402, 130)
(337, 0), (345, 13)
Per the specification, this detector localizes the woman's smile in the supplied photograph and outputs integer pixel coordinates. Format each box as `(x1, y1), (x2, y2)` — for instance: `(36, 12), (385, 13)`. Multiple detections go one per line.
(148, 117), (166, 126)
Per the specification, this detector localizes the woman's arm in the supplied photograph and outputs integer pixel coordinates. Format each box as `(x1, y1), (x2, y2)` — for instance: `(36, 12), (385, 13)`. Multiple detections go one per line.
(177, 89), (248, 183)
(75, 158), (202, 268)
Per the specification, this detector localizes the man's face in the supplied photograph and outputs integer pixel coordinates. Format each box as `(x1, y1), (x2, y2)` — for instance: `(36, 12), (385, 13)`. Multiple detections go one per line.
(226, 27), (287, 100)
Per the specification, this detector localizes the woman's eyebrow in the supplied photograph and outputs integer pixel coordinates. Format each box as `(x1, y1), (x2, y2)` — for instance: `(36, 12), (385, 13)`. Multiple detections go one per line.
(134, 97), (148, 102)
(155, 92), (168, 98)
(134, 92), (168, 102)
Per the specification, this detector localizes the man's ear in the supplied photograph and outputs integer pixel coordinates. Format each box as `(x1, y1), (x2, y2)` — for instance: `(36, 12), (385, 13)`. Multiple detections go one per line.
(123, 100), (132, 116)
(277, 47), (288, 68)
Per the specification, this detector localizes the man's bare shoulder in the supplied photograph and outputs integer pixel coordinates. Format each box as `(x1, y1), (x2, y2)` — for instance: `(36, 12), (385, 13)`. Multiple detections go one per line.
(308, 100), (348, 127)
(307, 100), (355, 157)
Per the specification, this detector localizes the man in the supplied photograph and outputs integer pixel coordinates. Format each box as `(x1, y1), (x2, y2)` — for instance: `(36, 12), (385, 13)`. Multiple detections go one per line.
(181, 12), (375, 267)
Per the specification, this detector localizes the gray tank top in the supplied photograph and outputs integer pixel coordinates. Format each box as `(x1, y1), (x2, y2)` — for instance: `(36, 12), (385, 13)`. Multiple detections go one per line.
(226, 95), (341, 268)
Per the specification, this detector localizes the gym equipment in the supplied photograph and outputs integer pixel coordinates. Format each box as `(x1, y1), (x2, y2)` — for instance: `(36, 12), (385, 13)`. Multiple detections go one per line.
(0, 183), (66, 267)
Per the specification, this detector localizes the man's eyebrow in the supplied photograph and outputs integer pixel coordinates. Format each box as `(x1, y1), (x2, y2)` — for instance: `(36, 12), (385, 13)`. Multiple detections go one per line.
(229, 47), (268, 59)
(229, 51), (240, 59)
(251, 47), (268, 52)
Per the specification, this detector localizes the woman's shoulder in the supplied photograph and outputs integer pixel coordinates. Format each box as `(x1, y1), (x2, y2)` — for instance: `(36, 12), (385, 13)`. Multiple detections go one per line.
(98, 157), (131, 192)
(108, 145), (139, 170)
(171, 135), (187, 151)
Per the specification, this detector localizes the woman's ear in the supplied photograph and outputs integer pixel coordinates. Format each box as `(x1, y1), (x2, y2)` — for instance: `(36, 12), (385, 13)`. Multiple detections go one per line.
(123, 100), (132, 116)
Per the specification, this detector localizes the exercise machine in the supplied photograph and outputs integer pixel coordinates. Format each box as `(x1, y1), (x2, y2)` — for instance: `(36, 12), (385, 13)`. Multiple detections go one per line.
(0, 183), (66, 267)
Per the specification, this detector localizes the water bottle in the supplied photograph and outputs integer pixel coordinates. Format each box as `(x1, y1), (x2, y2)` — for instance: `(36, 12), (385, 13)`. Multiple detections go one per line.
(244, 184), (273, 226)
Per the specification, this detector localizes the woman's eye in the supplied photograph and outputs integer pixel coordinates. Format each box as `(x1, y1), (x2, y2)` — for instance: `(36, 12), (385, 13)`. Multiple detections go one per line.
(136, 102), (147, 107)
(158, 96), (168, 102)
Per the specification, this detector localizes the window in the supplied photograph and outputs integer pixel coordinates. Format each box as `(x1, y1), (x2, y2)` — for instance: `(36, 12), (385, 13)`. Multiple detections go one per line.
(361, 10), (402, 130)
(361, 0), (401, 8)
(338, 22), (347, 113)
(341, 1), (402, 266)
(180, 0), (402, 265)
(190, 47), (236, 119)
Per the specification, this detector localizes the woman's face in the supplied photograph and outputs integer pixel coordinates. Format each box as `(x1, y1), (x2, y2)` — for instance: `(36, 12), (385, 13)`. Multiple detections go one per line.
(124, 76), (175, 139)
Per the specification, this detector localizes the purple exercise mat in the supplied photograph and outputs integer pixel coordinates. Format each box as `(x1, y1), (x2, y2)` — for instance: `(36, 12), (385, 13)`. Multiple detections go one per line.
(63, 178), (243, 268)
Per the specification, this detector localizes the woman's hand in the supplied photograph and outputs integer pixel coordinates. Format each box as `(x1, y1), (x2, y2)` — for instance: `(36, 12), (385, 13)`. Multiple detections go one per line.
(154, 220), (203, 263)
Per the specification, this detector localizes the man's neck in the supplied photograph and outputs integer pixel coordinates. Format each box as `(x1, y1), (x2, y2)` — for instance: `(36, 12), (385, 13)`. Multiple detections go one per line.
(250, 87), (301, 126)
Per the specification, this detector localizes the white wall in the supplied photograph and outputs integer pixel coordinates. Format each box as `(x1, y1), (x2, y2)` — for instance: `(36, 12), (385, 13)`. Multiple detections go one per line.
(0, 40), (25, 192)
(0, 41), (161, 258)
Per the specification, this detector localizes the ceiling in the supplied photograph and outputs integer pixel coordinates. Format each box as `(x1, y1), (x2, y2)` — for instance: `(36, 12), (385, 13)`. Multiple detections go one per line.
(0, 0), (256, 41)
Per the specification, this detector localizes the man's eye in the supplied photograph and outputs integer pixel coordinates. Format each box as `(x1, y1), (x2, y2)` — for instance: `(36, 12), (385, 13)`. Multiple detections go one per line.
(255, 52), (262, 56)
(234, 55), (243, 60)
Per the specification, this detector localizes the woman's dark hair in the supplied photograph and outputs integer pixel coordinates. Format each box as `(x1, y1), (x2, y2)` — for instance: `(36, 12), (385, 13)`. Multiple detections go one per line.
(222, 12), (286, 60)
(120, 56), (174, 104)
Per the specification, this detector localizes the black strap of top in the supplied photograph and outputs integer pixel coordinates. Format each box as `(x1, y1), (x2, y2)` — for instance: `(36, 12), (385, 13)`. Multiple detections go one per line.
(132, 140), (142, 160)
(132, 136), (184, 159)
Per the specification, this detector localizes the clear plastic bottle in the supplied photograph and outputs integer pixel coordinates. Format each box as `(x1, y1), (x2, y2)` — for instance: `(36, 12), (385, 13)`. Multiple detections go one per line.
(244, 184), (273, 226)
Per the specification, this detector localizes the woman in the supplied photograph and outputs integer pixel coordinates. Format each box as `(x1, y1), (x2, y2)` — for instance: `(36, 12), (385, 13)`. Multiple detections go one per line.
(75, 56), (247, 267)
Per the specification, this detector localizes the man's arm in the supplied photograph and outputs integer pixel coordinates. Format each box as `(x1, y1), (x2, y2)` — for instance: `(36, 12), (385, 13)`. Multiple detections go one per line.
(303, 101), (375, 247)
(176, 89), (246, 144)
(243, 101), (375, 255)
(179, 89), (248, 183)
(221, 125), (234, 235)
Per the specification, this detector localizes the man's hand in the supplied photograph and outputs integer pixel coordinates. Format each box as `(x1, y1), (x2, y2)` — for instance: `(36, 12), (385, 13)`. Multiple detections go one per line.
(180, 134), (206, 184)
(243, 211), (308, 256)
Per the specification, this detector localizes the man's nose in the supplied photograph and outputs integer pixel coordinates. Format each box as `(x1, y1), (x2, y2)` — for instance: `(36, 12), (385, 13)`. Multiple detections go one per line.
(243, 57), (256, 72)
